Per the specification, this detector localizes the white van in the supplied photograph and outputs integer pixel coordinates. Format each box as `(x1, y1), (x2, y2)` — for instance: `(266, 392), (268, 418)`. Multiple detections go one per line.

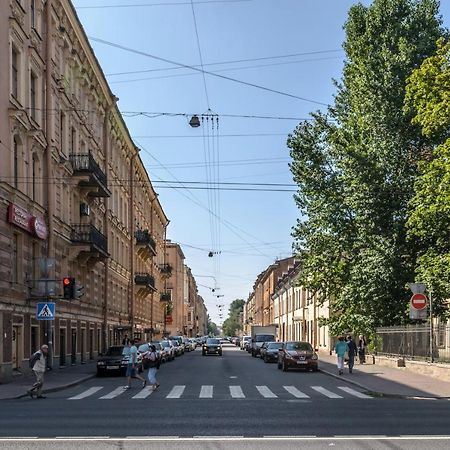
(240, 335), (252, 350)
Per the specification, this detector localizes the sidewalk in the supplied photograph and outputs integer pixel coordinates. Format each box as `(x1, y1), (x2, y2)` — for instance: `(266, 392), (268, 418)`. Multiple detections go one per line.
(319, 353), (450, 399)
(0, 362), (97, 400)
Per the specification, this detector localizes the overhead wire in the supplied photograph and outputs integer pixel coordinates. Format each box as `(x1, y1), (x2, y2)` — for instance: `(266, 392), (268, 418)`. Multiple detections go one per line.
(76, 0), (252, 9)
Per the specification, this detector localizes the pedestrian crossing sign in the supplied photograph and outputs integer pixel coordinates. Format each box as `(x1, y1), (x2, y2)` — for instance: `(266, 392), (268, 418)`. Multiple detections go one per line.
(36, 302), (55, 320)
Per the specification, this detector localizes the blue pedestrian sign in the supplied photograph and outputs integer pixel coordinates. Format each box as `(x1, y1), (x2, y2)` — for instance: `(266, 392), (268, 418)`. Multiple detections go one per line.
(36, 302), (55, 321)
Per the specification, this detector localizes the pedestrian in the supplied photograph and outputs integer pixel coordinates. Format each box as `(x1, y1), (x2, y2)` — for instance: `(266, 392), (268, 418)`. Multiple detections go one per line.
(334, 336), (349, 375)
(346, 335), (358, 373)
(123, 339), (146, 389)
(122, 334), (129, 346)
(358, 335), (367, 364)
(27, 345), (49, 399)
(143, 344), (160, 390)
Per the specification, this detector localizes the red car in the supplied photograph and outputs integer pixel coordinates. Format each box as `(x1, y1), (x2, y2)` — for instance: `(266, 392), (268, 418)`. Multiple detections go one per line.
(277, 341), (319, 372)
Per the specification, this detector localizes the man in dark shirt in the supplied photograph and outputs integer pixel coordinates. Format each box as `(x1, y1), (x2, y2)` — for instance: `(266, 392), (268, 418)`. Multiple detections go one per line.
(346, 336), (358, 373)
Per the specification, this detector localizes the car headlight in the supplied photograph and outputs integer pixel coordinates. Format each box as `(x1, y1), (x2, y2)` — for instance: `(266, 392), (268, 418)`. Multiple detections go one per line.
(311, 354), (318, 360)
(97, 361), (106, 366)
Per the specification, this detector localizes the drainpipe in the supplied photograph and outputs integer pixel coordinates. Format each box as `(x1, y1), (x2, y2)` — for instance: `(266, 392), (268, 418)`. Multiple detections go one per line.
(149, 196), (157, 341)
(129, 148), (139, 338)
(102, 98), (115, 352)
(44, 0), (54, 367)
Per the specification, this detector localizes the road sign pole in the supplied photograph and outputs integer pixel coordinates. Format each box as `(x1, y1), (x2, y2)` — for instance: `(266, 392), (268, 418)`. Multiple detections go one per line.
(429, 289), (434, 363)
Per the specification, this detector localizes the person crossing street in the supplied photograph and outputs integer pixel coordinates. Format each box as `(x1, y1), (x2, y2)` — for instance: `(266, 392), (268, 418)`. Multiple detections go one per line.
(335, 336), (349, 376)
(123, 339), (146, 389)
(27, 345), (48, 399)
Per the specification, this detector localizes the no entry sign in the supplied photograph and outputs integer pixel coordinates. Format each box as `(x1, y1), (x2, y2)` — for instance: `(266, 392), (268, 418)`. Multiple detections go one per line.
(411, 293), (428, 310)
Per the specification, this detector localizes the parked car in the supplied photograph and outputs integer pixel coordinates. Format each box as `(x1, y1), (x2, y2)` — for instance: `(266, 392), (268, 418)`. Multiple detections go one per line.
(185, 339), (195, 352)
(219, 338), (228, 345)
(170, 336), (186, 353)
(277, 341), (319, 372)
(241, 336), (251, 350)
(202, 338), (223, 356)
(148, 341), (166, 363)
(160, 340), (175, 361)
(234, 337), (241, 347)
(170, 339), (184, 356)
(260, 341), (283, 363)
(97, 345), (143, 376)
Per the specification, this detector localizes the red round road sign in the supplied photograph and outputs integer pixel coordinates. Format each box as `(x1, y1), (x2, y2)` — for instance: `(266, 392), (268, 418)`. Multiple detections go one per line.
(411, 293), (428, 310)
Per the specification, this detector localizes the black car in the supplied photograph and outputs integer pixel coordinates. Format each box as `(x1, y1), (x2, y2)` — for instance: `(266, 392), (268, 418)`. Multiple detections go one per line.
(260, 341), (283, 363)
(202, 338), (222, 356)
(97, 345), (143, 376)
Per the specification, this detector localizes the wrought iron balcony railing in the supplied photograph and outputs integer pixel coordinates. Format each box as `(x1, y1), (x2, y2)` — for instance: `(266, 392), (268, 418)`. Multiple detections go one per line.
(70, 223), (108, 255)
(134, 273), (155, 288)
(69, 152), (110, 197)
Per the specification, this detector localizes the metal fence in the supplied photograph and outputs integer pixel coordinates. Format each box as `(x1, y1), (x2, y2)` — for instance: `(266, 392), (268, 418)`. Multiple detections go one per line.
(376, 325), (450, 362)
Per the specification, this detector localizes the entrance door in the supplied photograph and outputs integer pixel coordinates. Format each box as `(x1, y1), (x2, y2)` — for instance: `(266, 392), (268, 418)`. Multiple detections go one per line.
(71, 329), (77, 364)
(59, 328), (66, 366)
(12, 326), (23, 370)
(89, 329), (94, 360)
(81, 328), (86, 363)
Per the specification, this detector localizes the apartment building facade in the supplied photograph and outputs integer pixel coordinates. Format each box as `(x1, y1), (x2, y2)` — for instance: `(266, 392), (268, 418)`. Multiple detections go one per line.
(0, 0), (170, 382)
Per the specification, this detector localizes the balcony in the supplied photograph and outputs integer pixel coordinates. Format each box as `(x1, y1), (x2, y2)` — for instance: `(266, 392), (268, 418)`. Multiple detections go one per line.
(134, 273), (156, 296)
(159, 263), (173, 279)
(69, 223), (109, 264)
(135, 229), (157, 259)
(69, 152), (111, 197)
(160, 292), (172, 302)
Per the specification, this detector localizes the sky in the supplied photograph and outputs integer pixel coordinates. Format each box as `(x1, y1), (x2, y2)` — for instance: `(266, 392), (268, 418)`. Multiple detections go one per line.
(72, 0), (450, 326)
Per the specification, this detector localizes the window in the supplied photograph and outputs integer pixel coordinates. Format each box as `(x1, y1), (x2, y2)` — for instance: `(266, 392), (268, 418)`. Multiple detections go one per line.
(32, 153), (39, 201)
(71, 127), (76, 152)
(11, 47), (18, 98)
(60, 111), (66, 155)
(13, 136), (19, 188)
(31, 0), (36, 29)
(12, 234), (19, 283)
(30, 72), (36, 120)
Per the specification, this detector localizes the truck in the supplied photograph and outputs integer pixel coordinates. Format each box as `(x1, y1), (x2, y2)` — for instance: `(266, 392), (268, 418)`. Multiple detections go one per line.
(250, 325), (277, 358)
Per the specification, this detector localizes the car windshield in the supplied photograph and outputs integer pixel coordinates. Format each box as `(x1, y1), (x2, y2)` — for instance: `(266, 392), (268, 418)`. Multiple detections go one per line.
(255, 335), (275, 342)
(267, 343), (283, 349)
(207, 338), (220, 345)
(104, 347), (123, 356)
(161, 342), (171, 347)
(243, 337), (251, 341)
(285, 342), (313, 351)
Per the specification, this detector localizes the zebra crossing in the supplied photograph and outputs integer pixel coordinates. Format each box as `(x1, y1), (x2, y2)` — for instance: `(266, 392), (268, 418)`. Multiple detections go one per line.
(67, 384), (372, 401)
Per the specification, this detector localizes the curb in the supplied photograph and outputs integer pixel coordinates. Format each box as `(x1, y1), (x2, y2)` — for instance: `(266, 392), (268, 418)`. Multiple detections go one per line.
(319, 367), (450, 400)
(3, 373), (96, 400)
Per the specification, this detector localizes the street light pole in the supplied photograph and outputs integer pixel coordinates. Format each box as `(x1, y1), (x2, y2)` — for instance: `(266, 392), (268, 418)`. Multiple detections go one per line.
(429, 288), (434, 363)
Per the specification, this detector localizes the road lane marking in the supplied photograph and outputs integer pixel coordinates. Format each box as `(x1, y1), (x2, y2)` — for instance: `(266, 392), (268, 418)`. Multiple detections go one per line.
(256, 385), (278, 398)
(199, 385), (213, 398)
(166, 385), (185, 399)
(229, 385), (245, 398)
(311, 386), (343, 398)
(283, 386), (310, 398)
(68, 387), (103, 400)
(132, 386), (155, 399)
(338, 386), (372, 399)
(99, 386), (127, 399)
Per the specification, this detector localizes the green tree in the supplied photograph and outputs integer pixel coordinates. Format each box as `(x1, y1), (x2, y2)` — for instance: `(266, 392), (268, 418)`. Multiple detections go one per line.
(207, 315), (219, 336)
(288, 0), (443, 336)
(222, 299), (245, 336)
(405, 38), (450, 316)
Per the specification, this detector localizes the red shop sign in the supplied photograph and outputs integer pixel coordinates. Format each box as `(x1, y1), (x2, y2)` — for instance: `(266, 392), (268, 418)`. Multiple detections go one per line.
(7, 203), (48, 240)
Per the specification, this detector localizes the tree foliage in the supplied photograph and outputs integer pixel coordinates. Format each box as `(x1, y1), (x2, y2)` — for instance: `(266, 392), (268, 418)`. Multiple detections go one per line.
(222, 299), (245, 336)
(288, 0), (443, 336)
(207, 315), (219, 336)
(405, 38), (450, 316)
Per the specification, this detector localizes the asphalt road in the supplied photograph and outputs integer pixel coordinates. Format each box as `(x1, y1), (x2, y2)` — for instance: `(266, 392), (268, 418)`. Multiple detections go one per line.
(1, 343), (450, 442)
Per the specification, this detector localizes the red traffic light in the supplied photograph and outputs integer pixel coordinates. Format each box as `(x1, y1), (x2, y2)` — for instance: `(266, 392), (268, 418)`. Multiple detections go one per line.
(63, 277), (71, 286)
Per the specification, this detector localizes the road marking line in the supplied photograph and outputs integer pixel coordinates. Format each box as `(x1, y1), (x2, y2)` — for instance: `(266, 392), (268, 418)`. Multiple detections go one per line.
(338, 386), (372, 399)
(99, 386), (127, 399)
(256, 385), (278, 398)
(283, 386), (310, 398)
(68, 387), (103, 400)
(311, 386), (343, 398)
(166, 385), (185, 399)
(132, 386), (155, 399)
(199, 385), (213, 398)
(229, 385), (245, 398)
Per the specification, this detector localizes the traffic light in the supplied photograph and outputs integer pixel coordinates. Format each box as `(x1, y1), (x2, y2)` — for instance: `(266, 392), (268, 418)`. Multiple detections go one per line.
(74, 281), (84, 299)
(62, 277), (75, 299)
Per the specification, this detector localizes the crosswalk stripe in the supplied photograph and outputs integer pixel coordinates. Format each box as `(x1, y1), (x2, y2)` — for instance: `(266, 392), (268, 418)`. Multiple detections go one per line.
(132, 386), (155, 399)
(68, 387), (103, 400)
(166, 385), (185, 399)
(199, 385), (213, 398)
(338, 386), (372, 399)
(311, 386), (343, 398)
(256, 385), (277, 398)
(99, 386), (127, 399)
(229, 385), (245, 398)
(283, 386), (310, 398)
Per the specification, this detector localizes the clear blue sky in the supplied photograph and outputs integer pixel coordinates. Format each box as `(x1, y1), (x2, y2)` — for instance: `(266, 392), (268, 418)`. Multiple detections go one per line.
(73, 0), (450, 326)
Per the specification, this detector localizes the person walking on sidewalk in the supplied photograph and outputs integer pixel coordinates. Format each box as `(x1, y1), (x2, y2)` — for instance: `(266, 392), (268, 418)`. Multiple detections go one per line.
(142, 345), (160, 390)
(335, 336), (349, 375)
(123, 339), (146, 390)
(346, 335), (358, 373)
(27, 345), (48, 399)
(358, 335), (367, 364)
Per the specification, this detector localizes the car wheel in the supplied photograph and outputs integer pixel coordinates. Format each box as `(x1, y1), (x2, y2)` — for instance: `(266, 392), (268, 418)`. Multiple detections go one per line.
(251, 351), (256, 357)
(202, 352), (206, 356)
(263, 356), (268, 363)
(219, 352), (222, 356)
(312, 366), (319, 372)
(277, 362), (282, 370)
(282, 360), (288, 372)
